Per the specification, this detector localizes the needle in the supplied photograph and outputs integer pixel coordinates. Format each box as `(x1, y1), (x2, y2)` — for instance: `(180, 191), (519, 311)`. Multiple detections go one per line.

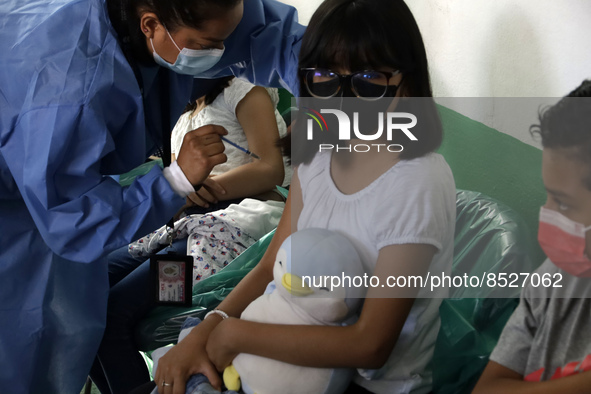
(220, 136), (261, 160)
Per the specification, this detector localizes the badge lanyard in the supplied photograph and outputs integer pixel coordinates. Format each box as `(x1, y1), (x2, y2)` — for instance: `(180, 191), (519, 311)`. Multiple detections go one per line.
(150, 218), (193, 307)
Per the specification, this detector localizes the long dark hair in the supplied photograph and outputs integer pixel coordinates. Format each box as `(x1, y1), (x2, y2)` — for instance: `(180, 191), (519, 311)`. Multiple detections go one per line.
(183, 76), (235, 113)
(287, 0), (442, 165)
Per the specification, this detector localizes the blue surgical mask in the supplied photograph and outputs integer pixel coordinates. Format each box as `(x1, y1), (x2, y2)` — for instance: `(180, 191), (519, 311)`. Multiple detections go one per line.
(151, 28), (225, 75)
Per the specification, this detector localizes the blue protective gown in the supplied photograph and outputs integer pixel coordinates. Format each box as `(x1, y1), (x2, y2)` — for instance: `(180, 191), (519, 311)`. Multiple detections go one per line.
(0, 0), (304, 392)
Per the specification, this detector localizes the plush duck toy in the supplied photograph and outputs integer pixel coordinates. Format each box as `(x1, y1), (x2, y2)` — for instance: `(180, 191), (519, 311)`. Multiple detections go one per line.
(223, 228), (366, 394)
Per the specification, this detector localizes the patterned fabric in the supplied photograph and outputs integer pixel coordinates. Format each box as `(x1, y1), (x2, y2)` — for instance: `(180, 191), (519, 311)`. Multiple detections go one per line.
(129, 212), (256, 286)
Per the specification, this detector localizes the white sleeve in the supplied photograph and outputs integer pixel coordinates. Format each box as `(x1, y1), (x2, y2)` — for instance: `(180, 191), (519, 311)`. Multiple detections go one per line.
(373, 156), (456, 251)
(296, 153), (325, 203)
(170, 112), (192, 156)
(163, 161), (194, 197)
(265, 87), (280, 108)
(223, 78), (257, 114)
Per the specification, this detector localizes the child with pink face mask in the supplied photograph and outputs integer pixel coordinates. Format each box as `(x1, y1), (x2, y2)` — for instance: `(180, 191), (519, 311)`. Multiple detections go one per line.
(473, 80), (591, 393)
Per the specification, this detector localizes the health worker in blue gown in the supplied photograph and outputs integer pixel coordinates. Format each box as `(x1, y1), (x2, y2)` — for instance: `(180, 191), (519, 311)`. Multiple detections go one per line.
(0, 0), (304, 392)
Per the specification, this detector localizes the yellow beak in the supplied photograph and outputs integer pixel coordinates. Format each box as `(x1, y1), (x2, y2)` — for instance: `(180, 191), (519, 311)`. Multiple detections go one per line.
(282, 273), (314, 296)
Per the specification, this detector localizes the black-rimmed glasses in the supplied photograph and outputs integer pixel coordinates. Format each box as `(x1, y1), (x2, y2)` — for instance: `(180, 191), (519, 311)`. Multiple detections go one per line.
(300, 68), (401, 100)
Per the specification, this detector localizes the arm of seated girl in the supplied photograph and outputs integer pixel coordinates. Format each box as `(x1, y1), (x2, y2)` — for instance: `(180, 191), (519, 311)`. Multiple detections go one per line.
(189, 86), (285, 207)
(205, 242), (437, 371)
(153, 169), (302, 392)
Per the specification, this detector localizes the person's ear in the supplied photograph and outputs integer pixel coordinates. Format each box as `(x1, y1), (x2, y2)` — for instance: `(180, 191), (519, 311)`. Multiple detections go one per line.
(140, 12), (161, 39)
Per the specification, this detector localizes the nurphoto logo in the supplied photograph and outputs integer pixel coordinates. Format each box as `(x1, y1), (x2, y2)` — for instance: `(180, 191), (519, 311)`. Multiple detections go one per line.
(304, 107), (418, 153)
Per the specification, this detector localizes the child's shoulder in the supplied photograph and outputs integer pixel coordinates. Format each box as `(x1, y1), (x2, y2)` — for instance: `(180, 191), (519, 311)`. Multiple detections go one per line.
(392, 153), (455, 194)
(215, 78), (254, 105)
(399, 152), (452, 178)
(521, 259), (591, 305)
(171, 110), (194, 132)
(221, 78), (279, 112)
(226, 77), (255, 91)
(227, 78), (280, 106)
(295, 151), (330, 180)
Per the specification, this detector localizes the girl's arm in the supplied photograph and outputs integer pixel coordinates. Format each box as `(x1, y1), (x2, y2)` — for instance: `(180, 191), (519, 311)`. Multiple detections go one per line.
(189, 86), (285, 207)
(206, 242), (437, 370)
(473, 361), (591, 394)
(154, 169), (303, 394)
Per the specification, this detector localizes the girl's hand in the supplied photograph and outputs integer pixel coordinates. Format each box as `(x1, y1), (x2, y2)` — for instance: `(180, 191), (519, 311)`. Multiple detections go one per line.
(206, 317), (240, 371)
(154, 331), (222, 394)
(187, 178), (226, 208)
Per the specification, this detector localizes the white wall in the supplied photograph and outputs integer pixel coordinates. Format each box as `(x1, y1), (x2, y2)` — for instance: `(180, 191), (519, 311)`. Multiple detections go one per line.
(278, 0), (319, 26)
(409, 0), (591, 146)
(279, 0), (591, 146)
(407, 0), (591, 99)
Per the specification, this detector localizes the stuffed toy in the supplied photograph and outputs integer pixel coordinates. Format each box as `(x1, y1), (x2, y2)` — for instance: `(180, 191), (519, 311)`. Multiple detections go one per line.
(223, 227), (366, 394)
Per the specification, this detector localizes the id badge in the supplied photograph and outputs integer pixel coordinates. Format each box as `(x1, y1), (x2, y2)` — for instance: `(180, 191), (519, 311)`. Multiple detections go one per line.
(150, 253), (193, 307)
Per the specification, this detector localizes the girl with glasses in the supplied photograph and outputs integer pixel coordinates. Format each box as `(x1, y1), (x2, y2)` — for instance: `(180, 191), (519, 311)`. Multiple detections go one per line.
(154, 1), (455, 393)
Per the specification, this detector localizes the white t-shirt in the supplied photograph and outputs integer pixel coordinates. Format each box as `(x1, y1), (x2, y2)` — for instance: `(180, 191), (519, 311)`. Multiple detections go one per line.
(297, 151), (456, 394)
(170, 78), (291, 187)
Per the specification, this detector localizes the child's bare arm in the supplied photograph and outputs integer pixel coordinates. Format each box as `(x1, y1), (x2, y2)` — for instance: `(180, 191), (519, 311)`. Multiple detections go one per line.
(473, 361), (591, 394)
(154, 169), (302, 394)
(206, 242), (437, 370)
(188, 86), (285, 207)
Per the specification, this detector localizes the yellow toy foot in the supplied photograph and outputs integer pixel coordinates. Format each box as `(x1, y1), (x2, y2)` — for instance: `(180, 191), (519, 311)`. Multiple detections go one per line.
(223, 364), (241, 392)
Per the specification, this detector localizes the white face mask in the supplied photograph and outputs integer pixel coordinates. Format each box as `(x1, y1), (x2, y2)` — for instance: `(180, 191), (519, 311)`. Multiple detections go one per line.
(151, 28), (225, 76)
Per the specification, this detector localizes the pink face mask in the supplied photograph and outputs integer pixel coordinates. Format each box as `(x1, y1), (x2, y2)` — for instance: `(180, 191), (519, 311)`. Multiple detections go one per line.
(538, 206), (591, 277)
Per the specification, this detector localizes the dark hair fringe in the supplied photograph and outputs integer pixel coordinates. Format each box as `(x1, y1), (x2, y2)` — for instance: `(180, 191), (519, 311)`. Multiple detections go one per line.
(530, 79), (591, 189)
(290, 0), (442, 165)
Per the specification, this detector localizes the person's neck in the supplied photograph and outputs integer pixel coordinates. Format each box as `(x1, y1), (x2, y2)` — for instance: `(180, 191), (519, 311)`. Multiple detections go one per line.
(191, 96), (208, 118)
(333, 137), (402, 164)
(330, 140), (402, 195)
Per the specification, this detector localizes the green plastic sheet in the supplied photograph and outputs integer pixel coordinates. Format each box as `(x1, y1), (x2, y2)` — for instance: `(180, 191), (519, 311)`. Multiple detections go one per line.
(432, 190), (539, 393)
(132, 189), (537, 393)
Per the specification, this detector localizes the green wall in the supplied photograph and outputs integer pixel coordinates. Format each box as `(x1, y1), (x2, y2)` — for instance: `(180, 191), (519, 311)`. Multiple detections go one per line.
(437, 105), (546, 264)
